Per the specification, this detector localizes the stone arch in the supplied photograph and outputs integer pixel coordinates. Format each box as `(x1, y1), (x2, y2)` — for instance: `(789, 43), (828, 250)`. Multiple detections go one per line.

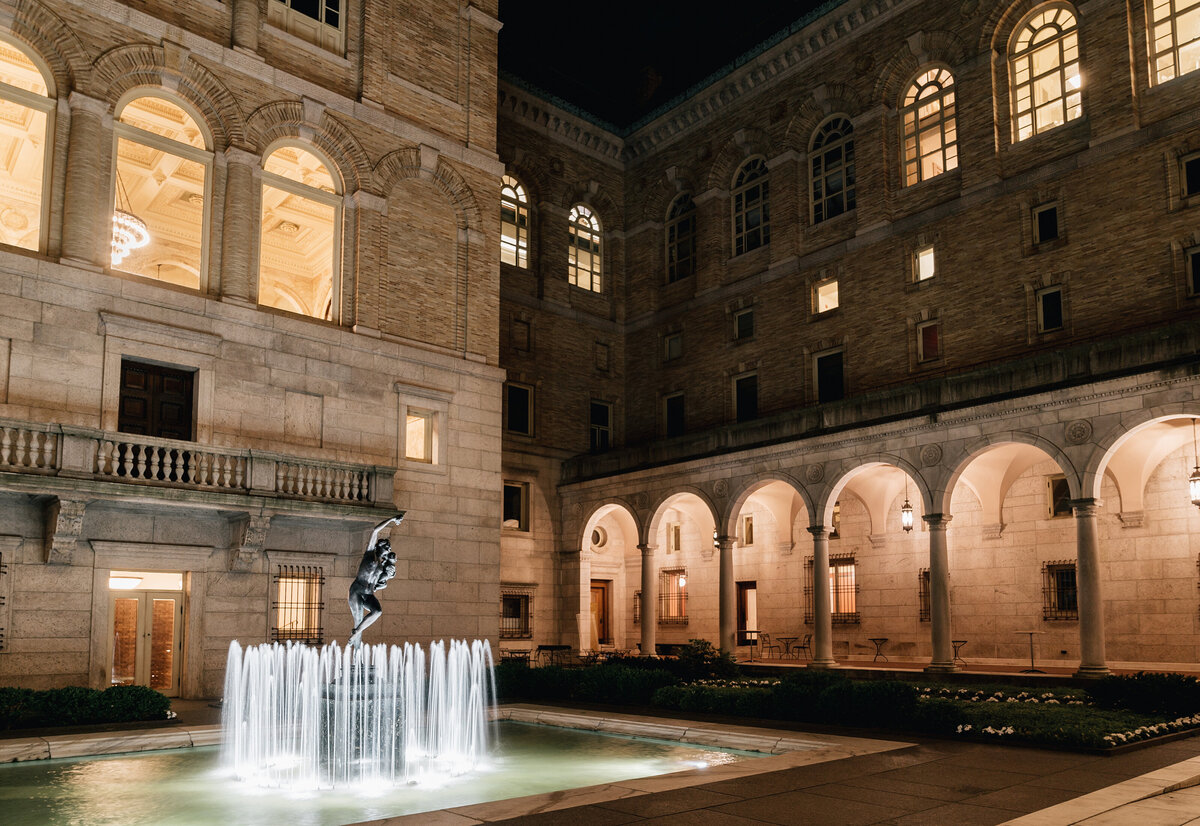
(247, 100), (370, 194)
(499, 159), (542, 213)
(981, 0), (1079, 54)
(825, 454), (928, 536)
(725, 472), (814, 539)
(1088, 401), (1200, 501)
(943, 431), (1079, 514)
(374, 148), (482, 233)
(7, 0), (91, 94)
(90, 44), (244, 149)
(640, 169), (695, 225)
(580, 498), (643, 548)
(873, 31), (969, 108)
(560, 184), (622, 233)
(782, 84), (863, 153)
(644, 485), (719, 546)
(704, 128), (771, 192)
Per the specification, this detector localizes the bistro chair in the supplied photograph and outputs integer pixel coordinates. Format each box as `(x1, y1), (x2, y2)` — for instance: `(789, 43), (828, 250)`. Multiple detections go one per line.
(757, 632), (782, 659)
(793, 633), (813, 660)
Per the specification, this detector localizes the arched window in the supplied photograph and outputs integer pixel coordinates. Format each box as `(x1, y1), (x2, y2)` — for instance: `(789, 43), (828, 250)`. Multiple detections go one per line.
(1149, 0), (1200, 84)
(901, 68), (958, 186)
(1010, 5), (1082, 141)
(811, 117), (856, 223)
(259, 144), (342, 321)
(665, 193), (695, 283)
(500, 174), (529, 268)
(567, 204), (602, 293)
(732, 157), (770, 255)
(0, 38), (53, 252)
(112, 95), (212, 289)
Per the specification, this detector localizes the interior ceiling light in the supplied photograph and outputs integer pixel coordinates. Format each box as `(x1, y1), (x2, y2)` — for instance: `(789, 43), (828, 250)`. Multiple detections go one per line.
(111, 172), (150, 266)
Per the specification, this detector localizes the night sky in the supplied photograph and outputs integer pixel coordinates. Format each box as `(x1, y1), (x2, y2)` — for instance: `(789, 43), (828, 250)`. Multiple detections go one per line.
(498, 1), (840, 129)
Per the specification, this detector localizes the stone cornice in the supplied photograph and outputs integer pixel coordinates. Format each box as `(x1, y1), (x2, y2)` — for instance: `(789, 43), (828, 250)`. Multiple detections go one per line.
(497, 80), (625, 166)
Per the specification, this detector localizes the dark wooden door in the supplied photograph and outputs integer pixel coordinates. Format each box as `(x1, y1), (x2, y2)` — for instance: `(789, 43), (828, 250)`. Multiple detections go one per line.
(118, 361), (195, 440)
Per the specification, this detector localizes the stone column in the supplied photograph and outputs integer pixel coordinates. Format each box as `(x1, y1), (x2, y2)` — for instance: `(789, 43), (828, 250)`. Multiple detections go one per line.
(923, 513), (958, 672)
(220, 147), (259, 304)
(807, 526), (837, 667)
(231, 0), (259, 52)
(717, 535), (736, 655)
(61, 93), (111, 266)
(1072, 498), (1110, 677)
(639, 543), (656, 656)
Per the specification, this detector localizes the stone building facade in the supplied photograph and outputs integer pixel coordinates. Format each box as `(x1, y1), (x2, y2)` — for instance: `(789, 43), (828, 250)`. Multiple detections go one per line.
(0, 0), (503, 696)
(498, 0), (1200, 674)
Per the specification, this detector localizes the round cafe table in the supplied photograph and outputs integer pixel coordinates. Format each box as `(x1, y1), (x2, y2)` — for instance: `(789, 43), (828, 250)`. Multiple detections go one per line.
(1015, 630), (1045, 673)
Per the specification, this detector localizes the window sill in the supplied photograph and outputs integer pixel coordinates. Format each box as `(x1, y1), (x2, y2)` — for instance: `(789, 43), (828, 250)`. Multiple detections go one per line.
(262, 23), (350, 66)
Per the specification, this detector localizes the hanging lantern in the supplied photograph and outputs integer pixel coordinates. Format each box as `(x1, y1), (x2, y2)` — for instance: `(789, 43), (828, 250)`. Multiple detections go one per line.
(1192, 420), (1200, 509)
(111, 209), (150, 266)
(901, 474), (914, 532)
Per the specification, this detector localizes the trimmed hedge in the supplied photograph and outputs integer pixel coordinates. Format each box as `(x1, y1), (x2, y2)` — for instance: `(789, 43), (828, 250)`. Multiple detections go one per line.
(0, 685), (171, 730)
(1086, 672), (1200, 716)
(494, 661), (676, 705)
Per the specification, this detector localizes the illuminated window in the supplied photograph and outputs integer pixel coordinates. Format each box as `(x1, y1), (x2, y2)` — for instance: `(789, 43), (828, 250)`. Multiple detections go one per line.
(666, 192), (696, 282)
(742, 515), (754, 546)
(405, 409), (433, 462)
(804, 553), (859, 623)
(667, 521), (682, 553)
(500, 174), (529, 268)
(732, 157), (770, 255)
(267, 0), (344, 53)
(568, 204), (602, 292)
(811, 117), (856, 223)
(259, 144), (341, 321)
(917, 320), (941, 362)
(814, 277), (839, 313)
(914, 245), (936, 281)
(1010, 5), (1082, 141)
(0, 38), (52, 252)
(1149, 0), (1200, 84)
(901, 68), (958, 186)
(112, 96), (211, 289)
(658, 568), (688, 624)
(272, 565), (324, 645)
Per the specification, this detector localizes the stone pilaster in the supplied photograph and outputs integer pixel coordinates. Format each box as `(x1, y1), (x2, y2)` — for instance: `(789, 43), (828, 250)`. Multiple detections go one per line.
(61, 93), (110, 266)
(220, 147), (259, 304)
(231, 0), (259, 52)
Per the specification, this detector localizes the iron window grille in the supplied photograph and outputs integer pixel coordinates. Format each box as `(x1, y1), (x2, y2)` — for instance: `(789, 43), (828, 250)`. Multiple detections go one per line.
(633, 590), (641, 625)
(272, 565), (324, 644)
(0, 552), (7, 651)
(500, 585), (534, 639)
(658, 568), (688, 625)
(804, 554), (860, 624)
(1042, 560), (1078, 620)
(918, 567), (931, 622)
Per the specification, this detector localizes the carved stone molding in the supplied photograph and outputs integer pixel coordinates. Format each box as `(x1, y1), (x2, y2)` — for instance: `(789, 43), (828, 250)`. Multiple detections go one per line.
(1065, 419), (1093, 445)
(981, 522), (1005, 540)
(713, 479), (729, 498)
(805, 463), (824, 484)
(230, 513), (271, 572)
(1117, 511), (1145, 528)
(44, 497), (88, 565)
(920, 444), (943, 467)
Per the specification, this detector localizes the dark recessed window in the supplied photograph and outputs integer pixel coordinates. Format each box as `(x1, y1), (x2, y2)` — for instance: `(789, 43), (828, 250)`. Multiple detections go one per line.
(735, 374), (758, 422)
(1042, 560), (1078, 620)
(511, 319), (530, 352)
(1034, 204), (1059, 244)
(664, 393), (685, 438)
(1048, 475), (1072, 518)
(734, 308), (755, 340)
(815, 350), (844, 404)
(1188, 248), (1200, 297)
(1185, 155), (1200, 199)
(732, 158), (770, 255)
(666, 193), (696, 282)
(917, 320), (941, 362)
(589, 400), (612, 452)
(1037, 287), (1064, 332)
(118, 360), (195, 440)
(505, 383), (532, 435)
(503, 481), (527, 530)
(663, 332), (682, 362)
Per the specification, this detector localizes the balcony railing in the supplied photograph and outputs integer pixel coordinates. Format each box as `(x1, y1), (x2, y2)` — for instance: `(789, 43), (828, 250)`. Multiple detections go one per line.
(0, 418), (393, 508)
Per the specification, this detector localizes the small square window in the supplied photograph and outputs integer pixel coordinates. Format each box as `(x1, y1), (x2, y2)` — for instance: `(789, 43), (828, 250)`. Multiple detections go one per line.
(664, 392), (685, 438)
(505, 383), (533, 435)
(500, 592), (532, 639)
(1034, 205), (1059, 244)
(589, 400), (612, 453)
(814, 278), (839, 313)
(272, 565), (324, 645)
(815, 349), (844, 403)
(742, 514), (754, 546)
(405, 410), (433, 463)
(1187, 248), (1200, 298)
(1185, 155), (1200, 199)
(659, 567), (689, 624)
(511, 319), (531, 352)
(734, 373), (758, 422)
(914, 245), (935, 282)
(1047, 475), (1072, 518)
(595, 342), (609, 372)
(916, 320), (940, 362)
(1042, 561), (1078, 620)
(1037, 286), (1064, 332)
(734, 308), (755, 340)
(663, 332), (682, 362)
(503, 481), (528, 530)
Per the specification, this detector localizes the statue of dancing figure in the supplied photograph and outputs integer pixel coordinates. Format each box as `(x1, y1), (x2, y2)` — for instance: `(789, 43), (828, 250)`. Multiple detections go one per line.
(348, 513), (404, 646)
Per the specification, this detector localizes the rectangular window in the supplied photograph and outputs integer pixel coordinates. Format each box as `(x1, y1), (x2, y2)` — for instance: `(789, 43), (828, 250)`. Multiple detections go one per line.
(589, 401), (612, 452)
(267, 0), (344, 53)
(1187, 247), (1200, 297)
(667, 522), (682, 553)
(658, 568), (688, 624)
(1034, 204), (1059, 244)
(118, 359), (196, 440)
(1185, 154), (1200, 198)
(405, 410), (433, 463)
(503, 481), (528, 530)
(917, 320), (941, 362)
(734, 373), (758, 422)
(664, 392), (685, 438)
(500, 587), (533, 639)
(505, 383), (533, 435)
(804, 554), (859, 623)
(272, 565), (324, 645)
(830, 500), (841, 539)
(1047, 475), (1072, 518)
(742, 515), (754, 546)
(918, 568), (931, 622)
(814, 278), (839, 313)
(1037, 286), (1064, 332)
(734, 308), (755, 340)
(663, 332), (682, 362)
(815, 350), (845, 404)
(1042, 561), (1078, 620)
(914, 245), (936, 282)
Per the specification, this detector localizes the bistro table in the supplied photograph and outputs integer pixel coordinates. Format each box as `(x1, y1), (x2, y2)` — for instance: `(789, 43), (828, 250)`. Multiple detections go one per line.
(777, 635), (799, 659)
(1015, 630), (1045, 673)
(868, 637), (889, 662)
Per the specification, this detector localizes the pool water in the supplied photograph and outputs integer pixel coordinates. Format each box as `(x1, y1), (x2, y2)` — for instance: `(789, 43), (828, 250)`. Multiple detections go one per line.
(0, 722), (760, 825)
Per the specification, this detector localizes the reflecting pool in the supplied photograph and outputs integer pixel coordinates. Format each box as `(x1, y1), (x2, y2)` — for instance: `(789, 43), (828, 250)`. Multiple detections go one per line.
(0, 722), (760, 826)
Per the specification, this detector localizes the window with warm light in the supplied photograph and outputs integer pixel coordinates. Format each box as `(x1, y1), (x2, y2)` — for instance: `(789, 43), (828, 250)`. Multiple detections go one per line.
(804, 554), (859, 623)
(732, 158), (770, 255)
(405, 409), (433, 462)
(1149, 0), (1200, 84)
(272, 565), (324, 645)
(568, 204), (602, 292)
(503, 481), (528, 530)
(267, 0), (344, 53)
(901, 68), (958, 185)
(667, 521), (682, 553)
(814, 277), (839, 313)
(917, 320), (941, 362)
(259, 145), (341, 321)
(112, 96), (211, 289)
(666, 192), (696, 282)
(811, 116), (856, 223)
(500, 174), (529, 268)
(0, 38), (52, 252)
(1010, 5), (1082, 141)
(914, 245), (936, 281)
(658, 568), (688, 624)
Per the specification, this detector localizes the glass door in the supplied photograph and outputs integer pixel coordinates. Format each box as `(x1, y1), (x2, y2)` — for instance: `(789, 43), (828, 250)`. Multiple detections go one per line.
(109, 571), (184, 696)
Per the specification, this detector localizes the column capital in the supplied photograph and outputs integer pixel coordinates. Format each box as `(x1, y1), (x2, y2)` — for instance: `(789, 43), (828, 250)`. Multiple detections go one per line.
(1070, 498), (1103, 517)
(637, 543), (656, 557)
(351, 189), (387, 212)
(67, 91), (108, 117)
(715, 535), (735, 551)
(225, 145), (259, 167)
(807, 525), (828, 539)
(922, 513), (953, 529)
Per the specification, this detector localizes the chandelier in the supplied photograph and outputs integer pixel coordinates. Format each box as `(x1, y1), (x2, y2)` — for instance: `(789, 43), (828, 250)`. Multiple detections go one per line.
(111, 172), (149, 266)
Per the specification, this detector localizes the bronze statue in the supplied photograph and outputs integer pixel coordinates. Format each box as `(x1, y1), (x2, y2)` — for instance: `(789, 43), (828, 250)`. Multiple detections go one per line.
(348, 513), (404, 646)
